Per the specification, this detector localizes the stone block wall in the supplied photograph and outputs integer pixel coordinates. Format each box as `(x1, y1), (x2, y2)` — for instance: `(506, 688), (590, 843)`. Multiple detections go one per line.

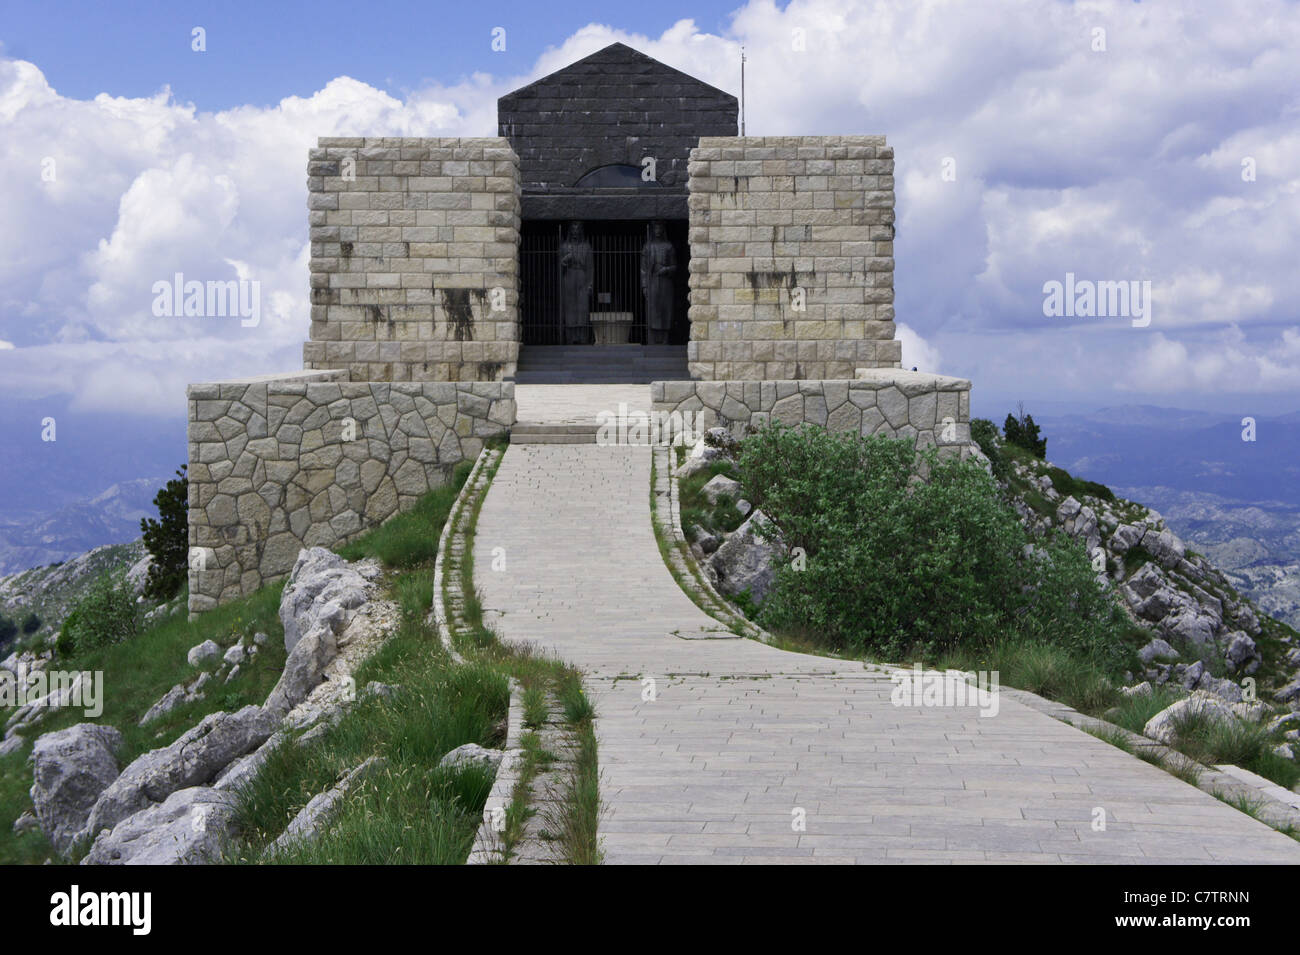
(686, 136), (900, 380)
(303, 137), (521, 383)
(187, 370), (514, 613)
(651, 370), (973, 458)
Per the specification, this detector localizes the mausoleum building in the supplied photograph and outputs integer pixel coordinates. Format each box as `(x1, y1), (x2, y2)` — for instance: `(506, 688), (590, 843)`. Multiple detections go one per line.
(187, 43), (973, 613)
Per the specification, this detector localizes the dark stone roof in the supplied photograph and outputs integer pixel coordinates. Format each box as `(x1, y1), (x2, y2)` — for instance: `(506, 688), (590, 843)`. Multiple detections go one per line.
(498, 42), (738, 220)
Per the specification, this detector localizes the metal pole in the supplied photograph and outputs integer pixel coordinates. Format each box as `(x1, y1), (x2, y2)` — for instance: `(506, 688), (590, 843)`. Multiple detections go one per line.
(740, 46), (746, 136)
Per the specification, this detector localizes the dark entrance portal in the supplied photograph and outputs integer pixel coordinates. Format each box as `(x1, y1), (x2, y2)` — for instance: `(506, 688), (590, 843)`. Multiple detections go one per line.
(520, 219), (690, 347)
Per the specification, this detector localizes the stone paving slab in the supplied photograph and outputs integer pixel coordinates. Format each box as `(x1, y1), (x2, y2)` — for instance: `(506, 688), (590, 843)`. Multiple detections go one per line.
(474, 442), (1300, 864)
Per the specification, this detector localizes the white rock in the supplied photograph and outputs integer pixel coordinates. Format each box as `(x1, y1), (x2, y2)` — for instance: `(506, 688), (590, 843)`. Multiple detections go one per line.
(187, 640), (221, 667)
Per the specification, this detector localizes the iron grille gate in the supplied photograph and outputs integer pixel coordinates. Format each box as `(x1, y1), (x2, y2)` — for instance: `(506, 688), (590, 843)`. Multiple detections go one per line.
(520, 222), (651, 346)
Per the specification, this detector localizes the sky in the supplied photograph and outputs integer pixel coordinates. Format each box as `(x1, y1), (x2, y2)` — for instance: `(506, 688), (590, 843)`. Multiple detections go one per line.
(2, 0), (1299, 424)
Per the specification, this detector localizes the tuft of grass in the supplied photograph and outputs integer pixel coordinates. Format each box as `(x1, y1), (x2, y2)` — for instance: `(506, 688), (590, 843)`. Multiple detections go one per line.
(938, 640), (1117, 715)
(338, 461), (473, 568)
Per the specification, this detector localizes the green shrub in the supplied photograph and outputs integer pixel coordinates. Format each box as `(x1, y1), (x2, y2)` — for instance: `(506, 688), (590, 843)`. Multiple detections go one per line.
(0, 615), (16, 646)
(1045, 465), (1116, 503)
(56, 572), (140, 658)
(140, 466), (189, 601)
(20, 612), (40, 635)
(969, 418), (1007, 482)
(738, 421), (1129, 665)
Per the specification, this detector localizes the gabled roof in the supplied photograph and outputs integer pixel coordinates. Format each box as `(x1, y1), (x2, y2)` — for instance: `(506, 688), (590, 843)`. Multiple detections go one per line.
(500, 42), (736, 104)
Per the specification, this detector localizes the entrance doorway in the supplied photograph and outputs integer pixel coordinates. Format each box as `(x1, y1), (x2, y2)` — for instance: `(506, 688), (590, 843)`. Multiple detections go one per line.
(519, 219), (690, 347)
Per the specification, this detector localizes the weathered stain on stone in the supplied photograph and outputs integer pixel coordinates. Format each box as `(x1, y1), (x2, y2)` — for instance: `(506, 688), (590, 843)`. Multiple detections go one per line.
(441, 288), (487, 342)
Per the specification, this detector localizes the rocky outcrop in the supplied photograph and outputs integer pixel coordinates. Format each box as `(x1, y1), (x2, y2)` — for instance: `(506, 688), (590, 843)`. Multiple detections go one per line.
(29, 723), (123, 855)
(84, 705), (275, 840)
(82, 787), (238, 865)
(278, 547), (379, 654)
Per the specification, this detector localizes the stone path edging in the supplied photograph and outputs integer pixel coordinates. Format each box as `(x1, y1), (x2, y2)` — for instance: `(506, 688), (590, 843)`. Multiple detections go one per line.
(650, 445), (768, 642)
(430, 446), (503, 662)
(466, 679), (524, 865)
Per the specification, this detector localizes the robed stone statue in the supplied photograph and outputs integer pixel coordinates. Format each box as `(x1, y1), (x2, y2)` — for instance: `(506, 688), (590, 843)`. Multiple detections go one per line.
(640, 220), (676, 345)
(559, 220), (593, 345)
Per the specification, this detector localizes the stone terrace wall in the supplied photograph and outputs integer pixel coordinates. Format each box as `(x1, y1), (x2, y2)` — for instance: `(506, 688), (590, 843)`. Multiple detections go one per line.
(303, 137), (521, 383)
(187, 370), (514, 613)
(651, 370), (973, 458)
(686, 136), (900, 380)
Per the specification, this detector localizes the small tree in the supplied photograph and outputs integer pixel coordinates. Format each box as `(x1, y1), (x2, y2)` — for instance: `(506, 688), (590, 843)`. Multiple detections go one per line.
(20, 611), (40, 634)
(0, 615), (16, 646)
(140, 465), (189, 601)
(1003, 403), (1047, 459)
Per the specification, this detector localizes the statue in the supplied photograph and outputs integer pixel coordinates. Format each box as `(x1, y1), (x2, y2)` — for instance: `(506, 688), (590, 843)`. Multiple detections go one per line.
(559, 220), (593, 345)
(640, 220), (676, 345)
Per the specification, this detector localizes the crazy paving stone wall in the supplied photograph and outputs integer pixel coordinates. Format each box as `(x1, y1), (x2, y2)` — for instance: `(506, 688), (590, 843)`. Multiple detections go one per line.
(686, 136), (901, 380)
(651, 370), (974, 459)
(303, 137), (521, 382)
(187, 370), (514, 613)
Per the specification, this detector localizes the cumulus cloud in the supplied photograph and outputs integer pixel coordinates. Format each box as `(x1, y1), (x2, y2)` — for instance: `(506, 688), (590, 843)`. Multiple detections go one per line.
(2, 0), (1299, 416)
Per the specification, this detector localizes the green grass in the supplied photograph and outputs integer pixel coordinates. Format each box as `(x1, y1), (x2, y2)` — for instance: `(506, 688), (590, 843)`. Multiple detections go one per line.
(337, 461), (473, 567)
(231, 629), (508, 863)
(678, 459), (745, 537)
(230, 462), (520, 863)
(0, 582), (286, 865)
(937, 640), (1119, 716)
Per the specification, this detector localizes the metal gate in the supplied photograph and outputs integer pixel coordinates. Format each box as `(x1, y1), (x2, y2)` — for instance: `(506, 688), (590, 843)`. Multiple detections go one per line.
(520, 222), (655, 345)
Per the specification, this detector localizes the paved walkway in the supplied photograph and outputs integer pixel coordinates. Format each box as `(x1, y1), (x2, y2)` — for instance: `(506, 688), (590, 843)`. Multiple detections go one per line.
(474, 399), (1300, 863)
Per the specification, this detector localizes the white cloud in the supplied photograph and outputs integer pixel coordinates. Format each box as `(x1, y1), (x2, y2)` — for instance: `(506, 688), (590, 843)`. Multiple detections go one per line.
(3, 0), (1300, 414)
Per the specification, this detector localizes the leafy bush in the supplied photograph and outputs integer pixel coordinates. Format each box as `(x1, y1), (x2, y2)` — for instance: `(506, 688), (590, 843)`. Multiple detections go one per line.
(139, 466), (189, 601)
(738, 421), (1130, 665)
(969, 418), (1006, 481)
(20, 612), (41, 635)
(56, 572), (140, 658)
(0, 615), (16, 649)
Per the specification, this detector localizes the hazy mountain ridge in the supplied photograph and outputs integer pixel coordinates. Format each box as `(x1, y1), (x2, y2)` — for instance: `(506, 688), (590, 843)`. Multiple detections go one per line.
(1034, 405), (1300, 630)
(0, 477), (166, 576)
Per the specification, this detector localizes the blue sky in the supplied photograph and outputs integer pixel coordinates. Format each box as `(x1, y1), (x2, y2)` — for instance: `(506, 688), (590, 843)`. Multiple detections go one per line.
(1, 0), (736, 109)
(2, 0), (1299, 426)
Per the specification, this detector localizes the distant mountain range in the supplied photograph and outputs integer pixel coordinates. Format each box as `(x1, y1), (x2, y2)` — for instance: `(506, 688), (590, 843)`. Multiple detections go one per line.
(0, 399), (1295, 625)
(0, 478), (167, 576)
(1035, 405), (1300, 627)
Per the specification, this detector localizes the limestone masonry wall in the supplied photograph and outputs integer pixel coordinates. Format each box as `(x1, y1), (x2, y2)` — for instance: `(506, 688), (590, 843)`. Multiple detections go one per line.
(187, 370), (514, 613)
(686, 136), (900, 381)
(651, 370), (973, 458)
(303, 137), (521, 383)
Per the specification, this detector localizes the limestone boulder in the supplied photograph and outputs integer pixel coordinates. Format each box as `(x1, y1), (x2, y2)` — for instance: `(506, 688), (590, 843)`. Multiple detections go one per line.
(29, 723), (123, 855)
(1143, 691), (1240, 744)
(84, 705), (275, 839)
(187, 640), (221, 667)
(438, 743), (505, 772)
(700, 474), (743, 505)
(264, 624), (340, 718)
(82, 787), (238, 865)
(708, 510), (782, 605)
(279, 546), (376, 653)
